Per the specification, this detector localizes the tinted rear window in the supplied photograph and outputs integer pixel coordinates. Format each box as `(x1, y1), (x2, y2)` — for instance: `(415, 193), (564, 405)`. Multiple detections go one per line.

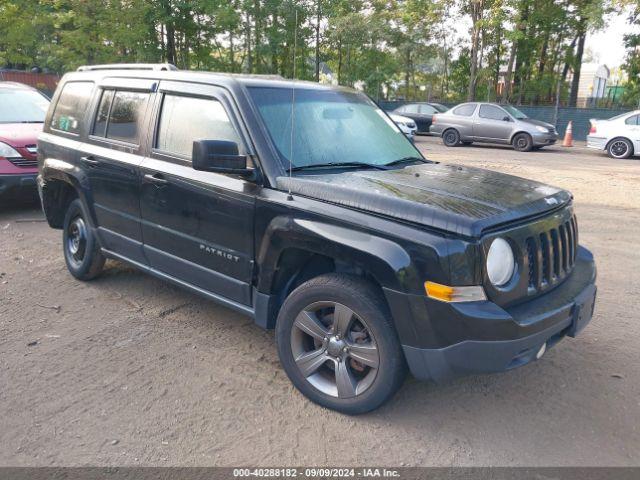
(479, 105), (507, 120)
(453, 104), (476, 116)
(106, 91), (149, 143)
(91, 89), (149, 144)
(51, 82), (94, 134)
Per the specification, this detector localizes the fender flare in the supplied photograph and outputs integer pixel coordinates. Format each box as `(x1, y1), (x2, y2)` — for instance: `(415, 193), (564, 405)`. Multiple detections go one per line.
(40, 158), (98, 228)
(256, 216), (415, 295)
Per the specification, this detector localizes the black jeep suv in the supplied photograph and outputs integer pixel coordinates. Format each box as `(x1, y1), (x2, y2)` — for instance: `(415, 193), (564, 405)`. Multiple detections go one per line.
(37, 64), (597, 414)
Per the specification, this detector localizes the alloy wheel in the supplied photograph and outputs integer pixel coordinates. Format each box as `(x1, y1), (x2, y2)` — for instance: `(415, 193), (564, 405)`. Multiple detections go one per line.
(610, 140), (629, 158)
(290, 301), (379, 399)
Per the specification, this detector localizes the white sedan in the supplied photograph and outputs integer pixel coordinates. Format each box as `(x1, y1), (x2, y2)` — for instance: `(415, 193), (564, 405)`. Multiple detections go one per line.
(388, 113), (417, 142)
(587, 110), (640, 159)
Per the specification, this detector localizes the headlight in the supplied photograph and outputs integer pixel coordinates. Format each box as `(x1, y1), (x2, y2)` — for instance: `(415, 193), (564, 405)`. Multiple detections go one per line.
(535, 125), (549, 133)
(0, 142), (21, 159)
(486, 238), (515, 286)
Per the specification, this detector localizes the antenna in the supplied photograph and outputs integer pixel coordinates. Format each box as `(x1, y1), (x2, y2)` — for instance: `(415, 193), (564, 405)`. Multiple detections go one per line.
(287, 8), (298, 202)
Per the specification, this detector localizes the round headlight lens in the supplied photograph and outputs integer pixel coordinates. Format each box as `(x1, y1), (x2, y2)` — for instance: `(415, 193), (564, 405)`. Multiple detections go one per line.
(486, 238), (515, 286)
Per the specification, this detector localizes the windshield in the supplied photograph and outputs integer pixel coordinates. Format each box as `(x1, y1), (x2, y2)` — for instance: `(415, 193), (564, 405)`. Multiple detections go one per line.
(0, 88), (50, 123)
(248, 87), (422, 170)
(502, 105), (528, 120)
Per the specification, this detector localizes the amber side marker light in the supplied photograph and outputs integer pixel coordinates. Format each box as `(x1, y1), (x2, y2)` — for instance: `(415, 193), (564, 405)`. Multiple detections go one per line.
(424, 281), (487, 303)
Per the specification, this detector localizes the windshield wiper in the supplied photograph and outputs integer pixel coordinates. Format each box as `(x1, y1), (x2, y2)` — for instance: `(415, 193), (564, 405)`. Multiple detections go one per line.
(290, 162), (387, 172)
(19, 121), (44, 124)
(383, 156), (428, 167)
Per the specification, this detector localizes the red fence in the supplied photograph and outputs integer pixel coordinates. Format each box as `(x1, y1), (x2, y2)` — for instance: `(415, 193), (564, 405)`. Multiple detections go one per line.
(0, 70), (61, 96)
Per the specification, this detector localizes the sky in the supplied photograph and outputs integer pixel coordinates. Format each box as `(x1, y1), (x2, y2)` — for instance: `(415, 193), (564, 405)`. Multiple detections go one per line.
(585, 9), (636, 69)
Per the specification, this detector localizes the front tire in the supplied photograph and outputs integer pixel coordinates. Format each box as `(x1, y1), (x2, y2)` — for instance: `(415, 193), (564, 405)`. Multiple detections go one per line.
(442, 129), (461, 147)
(607, 137), (633, 159)
(276, 274), (406, 414)
(512, 133), (533, 152)
(63, 198), (105, 281)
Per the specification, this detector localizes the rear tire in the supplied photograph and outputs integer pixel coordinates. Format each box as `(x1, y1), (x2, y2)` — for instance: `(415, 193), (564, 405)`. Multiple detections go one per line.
(442, 129), (461, 147)
(512, 133), (533, 152)
(63, 198), (105, 281)
(276, 273), (406, 414)
(607, 137), (633, 159)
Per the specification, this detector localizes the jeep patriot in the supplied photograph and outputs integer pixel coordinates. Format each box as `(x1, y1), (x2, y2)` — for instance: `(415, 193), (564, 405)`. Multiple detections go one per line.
(38, 64), (597, 414)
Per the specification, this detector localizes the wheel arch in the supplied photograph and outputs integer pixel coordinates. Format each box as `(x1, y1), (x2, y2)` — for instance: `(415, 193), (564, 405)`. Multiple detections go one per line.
(509, 130), (533, 144)
(254, 216), (414, 329)
(40, 170), (84, 229)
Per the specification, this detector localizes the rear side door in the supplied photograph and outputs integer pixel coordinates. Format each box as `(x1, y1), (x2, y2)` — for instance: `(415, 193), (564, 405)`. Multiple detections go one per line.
(473, 104), (513, 142)
(79, 78), (155, 264)
(139, 81), (258, 306)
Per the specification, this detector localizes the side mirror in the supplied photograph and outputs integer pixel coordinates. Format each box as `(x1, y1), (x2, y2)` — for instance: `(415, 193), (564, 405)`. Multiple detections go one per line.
(192, 140), (252, 176)
(503, 116), (511, 122)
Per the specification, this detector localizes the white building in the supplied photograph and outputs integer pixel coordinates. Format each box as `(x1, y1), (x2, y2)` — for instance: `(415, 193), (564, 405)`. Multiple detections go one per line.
(575, 63), (610, 107)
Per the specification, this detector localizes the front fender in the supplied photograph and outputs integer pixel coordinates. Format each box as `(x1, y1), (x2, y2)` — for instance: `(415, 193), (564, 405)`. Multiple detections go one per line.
(257, 215), (417, 293)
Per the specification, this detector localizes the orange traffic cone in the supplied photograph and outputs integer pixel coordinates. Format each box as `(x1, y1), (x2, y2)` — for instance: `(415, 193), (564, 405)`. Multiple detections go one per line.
(562, 121), (573, 147)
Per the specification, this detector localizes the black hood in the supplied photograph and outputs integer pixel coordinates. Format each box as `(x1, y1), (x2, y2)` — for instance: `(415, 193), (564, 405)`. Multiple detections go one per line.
(277, 163), (572, 237)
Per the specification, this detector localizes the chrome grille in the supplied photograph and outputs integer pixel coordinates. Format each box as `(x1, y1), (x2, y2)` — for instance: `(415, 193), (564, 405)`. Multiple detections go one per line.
(8, 158), (38, 168)
(526, 216), (578, 293)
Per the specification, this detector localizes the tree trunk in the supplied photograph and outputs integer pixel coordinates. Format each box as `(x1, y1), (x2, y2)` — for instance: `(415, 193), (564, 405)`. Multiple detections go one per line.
(568, 30), (586, 107)
(467, 0), (483, 101)
(314, 0), (321, 82)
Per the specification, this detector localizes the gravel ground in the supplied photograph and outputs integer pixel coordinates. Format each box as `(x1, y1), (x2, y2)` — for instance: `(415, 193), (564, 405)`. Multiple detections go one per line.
(1, 137), (639, 467)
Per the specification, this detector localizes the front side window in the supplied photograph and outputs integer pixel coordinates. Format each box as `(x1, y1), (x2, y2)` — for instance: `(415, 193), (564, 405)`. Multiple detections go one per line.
(248, 87), (421, 169)
(156, 94), (243, 158)
(51, 81), (94, 134)
(0, 88), (49, 124)
(502, 105), (528, 119)
(453, 104), (477, 116)
(625, 115), (639, 125)
(479, 105), (508, 121)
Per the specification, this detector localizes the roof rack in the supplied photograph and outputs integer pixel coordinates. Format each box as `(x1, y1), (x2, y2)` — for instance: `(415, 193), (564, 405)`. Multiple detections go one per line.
(77, 63), (178, 72)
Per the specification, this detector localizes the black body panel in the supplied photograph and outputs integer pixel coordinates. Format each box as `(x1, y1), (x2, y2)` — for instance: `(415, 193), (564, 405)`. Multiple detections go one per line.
(277, 163), (572, 237)
(37, 67), (597, 383)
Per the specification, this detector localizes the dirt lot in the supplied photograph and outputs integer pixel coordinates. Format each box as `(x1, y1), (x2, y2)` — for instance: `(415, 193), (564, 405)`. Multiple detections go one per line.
(1, 137), (639, 467)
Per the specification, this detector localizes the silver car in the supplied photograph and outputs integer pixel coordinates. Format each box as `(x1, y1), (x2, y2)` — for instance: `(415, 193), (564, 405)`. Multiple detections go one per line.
(430, 102), (559, 152)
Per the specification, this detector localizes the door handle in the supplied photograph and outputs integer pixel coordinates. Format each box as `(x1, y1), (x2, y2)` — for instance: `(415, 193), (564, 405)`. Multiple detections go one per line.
(143, 173), (169, 186)
(80, 155), (100, 167)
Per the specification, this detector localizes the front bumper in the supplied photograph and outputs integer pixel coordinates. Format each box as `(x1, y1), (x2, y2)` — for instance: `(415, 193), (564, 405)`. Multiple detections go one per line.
(531, 132), (559, 146)
(386, 246), (596, 382)
(0, 173), (38, 197)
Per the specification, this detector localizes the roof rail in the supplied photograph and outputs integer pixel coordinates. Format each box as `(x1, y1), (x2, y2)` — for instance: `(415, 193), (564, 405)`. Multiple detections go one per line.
(77, 63), (178, 72)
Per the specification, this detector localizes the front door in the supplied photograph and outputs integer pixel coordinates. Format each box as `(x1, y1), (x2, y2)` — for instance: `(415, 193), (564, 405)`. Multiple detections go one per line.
(81, 80), (155, 264)
(473, 104), (513, 142)
(139, 81), (258, 305)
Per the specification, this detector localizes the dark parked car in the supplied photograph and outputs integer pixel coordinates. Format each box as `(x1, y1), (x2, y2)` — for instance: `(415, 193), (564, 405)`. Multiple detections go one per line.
(391, 102), (448, 134)
(38, 65), (597, 414)
(430, 102), (559, 151)
(0, 82), (49, 199)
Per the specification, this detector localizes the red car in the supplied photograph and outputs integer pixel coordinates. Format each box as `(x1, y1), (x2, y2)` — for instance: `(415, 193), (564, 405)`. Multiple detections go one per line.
(0, 82), (50, 199)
